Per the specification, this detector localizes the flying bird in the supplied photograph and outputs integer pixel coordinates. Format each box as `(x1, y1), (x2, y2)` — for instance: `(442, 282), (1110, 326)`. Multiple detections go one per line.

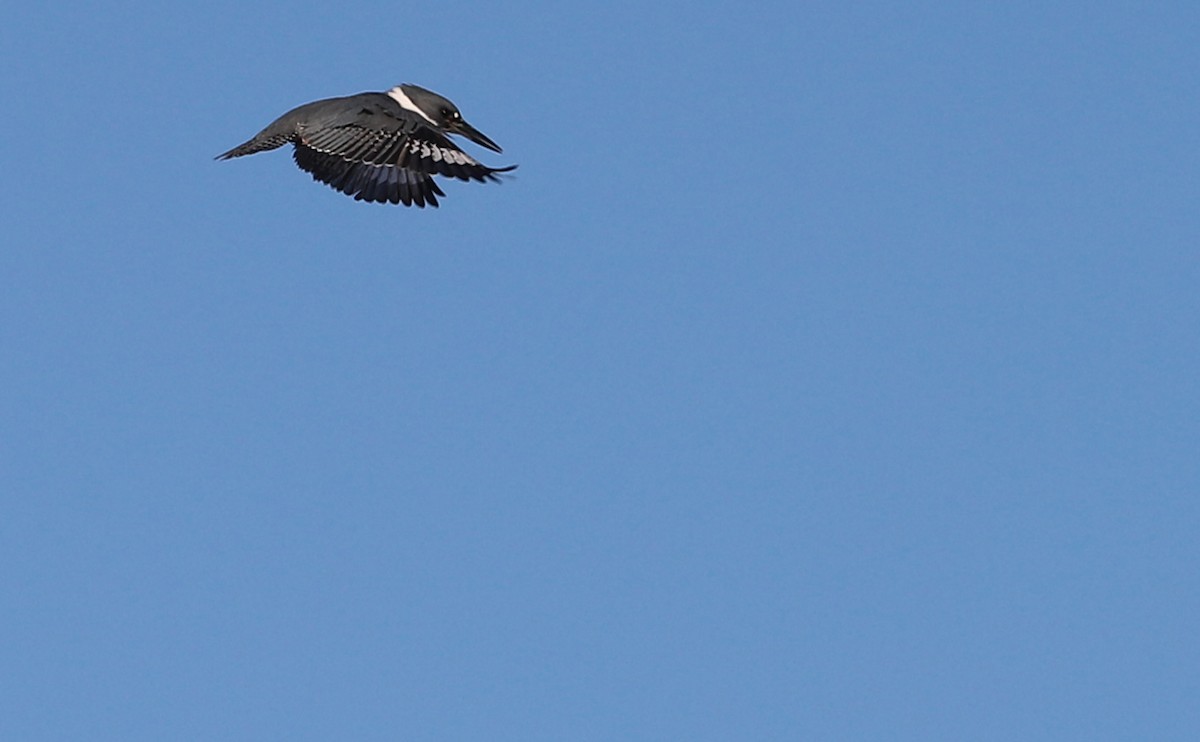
(216, 84), (515, 207)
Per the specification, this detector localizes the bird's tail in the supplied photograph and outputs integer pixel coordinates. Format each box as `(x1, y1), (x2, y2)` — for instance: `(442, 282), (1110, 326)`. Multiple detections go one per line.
(214, 133), (292, 161)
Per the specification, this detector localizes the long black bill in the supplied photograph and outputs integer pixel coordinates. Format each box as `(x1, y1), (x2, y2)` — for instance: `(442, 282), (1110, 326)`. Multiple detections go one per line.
(454, 120), (503, 153)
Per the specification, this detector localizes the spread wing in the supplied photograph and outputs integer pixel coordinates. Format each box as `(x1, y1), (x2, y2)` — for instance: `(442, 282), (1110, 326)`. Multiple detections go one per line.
(294, 120), (515, 207)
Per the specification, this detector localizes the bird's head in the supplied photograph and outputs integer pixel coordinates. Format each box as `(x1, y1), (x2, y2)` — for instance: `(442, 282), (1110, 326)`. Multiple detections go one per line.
(399, 83), (504, 153)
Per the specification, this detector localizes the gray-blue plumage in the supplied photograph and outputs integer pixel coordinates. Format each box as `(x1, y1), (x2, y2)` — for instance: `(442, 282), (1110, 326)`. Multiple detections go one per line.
(217, 84), (515, 207)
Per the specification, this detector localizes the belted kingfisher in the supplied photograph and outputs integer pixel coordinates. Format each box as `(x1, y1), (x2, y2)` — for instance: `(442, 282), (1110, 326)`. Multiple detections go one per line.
(216, 84), (515, 207)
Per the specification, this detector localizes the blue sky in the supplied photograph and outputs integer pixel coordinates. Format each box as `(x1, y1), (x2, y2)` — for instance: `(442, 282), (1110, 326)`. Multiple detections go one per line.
(2, 1), (1198, 739)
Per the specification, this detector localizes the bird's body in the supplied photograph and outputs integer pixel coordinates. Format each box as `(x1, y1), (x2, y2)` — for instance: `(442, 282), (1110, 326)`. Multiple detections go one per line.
(217, 84), (515, 207)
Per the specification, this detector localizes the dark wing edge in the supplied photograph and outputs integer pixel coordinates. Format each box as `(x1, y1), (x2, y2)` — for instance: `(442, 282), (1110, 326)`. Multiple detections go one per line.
(293, 143), (446, 207)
